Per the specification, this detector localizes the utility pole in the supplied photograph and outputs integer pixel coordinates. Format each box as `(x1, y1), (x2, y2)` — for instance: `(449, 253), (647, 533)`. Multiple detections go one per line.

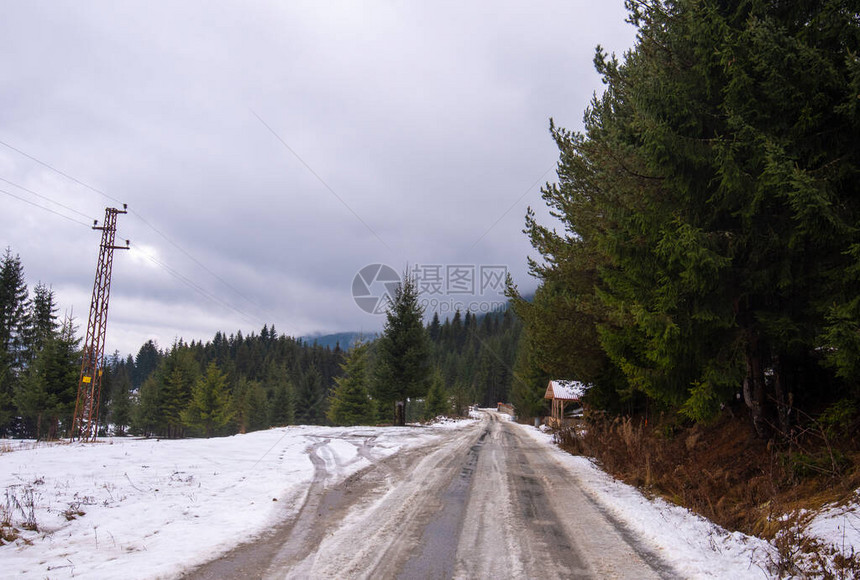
(71, 205), (129, 442)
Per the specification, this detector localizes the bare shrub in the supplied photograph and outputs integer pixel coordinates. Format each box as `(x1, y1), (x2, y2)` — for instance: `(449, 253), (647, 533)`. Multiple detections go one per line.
(0, 499), (18, 544)
(555, 409), (860, 578)
(63, 501), (86, 521)
(4, 485), (38, 532)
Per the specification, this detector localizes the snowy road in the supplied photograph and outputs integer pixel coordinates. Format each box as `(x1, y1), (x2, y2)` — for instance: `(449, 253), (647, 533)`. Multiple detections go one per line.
(184, 412), (676, 579)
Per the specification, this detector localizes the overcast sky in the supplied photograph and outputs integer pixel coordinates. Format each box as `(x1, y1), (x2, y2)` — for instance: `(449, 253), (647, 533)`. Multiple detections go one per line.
(0, 1), (636, 357)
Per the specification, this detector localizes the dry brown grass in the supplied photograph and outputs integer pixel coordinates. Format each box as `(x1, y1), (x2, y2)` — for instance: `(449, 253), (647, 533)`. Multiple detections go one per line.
(556, 407), (860, 576)
(0, 502), (17, 545)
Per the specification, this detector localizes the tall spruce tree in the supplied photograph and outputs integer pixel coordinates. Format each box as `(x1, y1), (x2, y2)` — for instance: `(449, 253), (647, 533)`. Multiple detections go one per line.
(424, 369), (449, 419)
(109, 364), (132, 436)
(233, 377), (258, 434)
(159, 346), (199, 438)
(0, 249), (29, 433)
(133, 340), (160, 390)
(295, 365), (324, 424)
(327, 341), (375, 425)
(269, 375), (294, 427)
(182, 362), (233, 438)
(372, 273), (431, 426)
(22, 282), (59, 367)
(15, 316), (79, 439)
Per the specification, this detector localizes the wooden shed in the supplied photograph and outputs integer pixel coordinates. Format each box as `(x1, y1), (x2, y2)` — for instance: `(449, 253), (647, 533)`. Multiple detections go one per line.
(544, 380), (587, 428)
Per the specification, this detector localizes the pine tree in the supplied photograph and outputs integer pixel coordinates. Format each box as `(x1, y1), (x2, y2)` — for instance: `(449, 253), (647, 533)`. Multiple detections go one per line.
(372, 272), (431, 426)
(450, 380), (471, 417)
(0, 248), (28, 433)
(132, 340), (160, 390)
(159, 347), (198, 438)
(247, 381), (269, 432)
(295, 365), (324, 425)
(233, 376), (270, 434)
(182, 362), (233, 438)
(109, 365), (132, 436)
(327, 342), (375, 426)
(424, 369), (449, 419)
(15, 365), (50, 439)
(21, 282), (58, 367)
(134, 376), (161, 437)
(510, 333), (550, 421)
(269, 376), (294, 427)
(450, 309), (463, 350)
(15, 316), (80, 439)
(428, 312), (441, 342)
(232, 376), (255, 434)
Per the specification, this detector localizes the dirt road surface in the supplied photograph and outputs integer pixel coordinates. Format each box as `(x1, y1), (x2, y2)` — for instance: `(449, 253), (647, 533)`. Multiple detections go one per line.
(183, 412), (678, 579)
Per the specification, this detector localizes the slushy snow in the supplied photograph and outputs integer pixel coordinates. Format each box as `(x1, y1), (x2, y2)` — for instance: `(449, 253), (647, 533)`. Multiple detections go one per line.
(2, 414), (857, 578)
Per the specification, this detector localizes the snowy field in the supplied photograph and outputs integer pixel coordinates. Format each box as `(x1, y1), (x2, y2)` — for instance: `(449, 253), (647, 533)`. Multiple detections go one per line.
(1, 413), (858, 579)
(0, 420), (470, 579)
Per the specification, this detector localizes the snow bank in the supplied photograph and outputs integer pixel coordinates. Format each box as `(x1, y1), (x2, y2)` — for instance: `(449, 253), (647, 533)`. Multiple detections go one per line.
(805, 491), (860, 571)
(515, 423), (777, 579)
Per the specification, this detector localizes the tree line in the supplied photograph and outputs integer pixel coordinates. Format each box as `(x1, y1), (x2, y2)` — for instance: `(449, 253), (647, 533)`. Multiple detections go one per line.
(509, 0), (860, 436)
(1, 249), (521, 439)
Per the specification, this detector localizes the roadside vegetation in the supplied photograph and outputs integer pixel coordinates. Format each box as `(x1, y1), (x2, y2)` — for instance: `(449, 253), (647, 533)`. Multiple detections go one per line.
(555, 409), (860, 577)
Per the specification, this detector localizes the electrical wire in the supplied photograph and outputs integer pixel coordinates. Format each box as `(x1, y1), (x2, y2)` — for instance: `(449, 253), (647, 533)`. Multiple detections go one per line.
(135, 248), (264, 329)
(0, 175), (97, 223)
(0, 137), (270, 325)
(0, 179), (264, 329)
(128, 209), (259, 312)
(0, 137), (123, 204)
(250, 109), (392, 252)
(0, 187), (92, 228)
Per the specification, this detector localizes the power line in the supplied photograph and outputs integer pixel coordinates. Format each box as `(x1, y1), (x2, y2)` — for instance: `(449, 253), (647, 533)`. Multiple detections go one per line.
(468, 163), (556, 250)
(135, 248), (264, 329)
(0, 187), (92, 227)
(129, 209), (260, 313)
(250, 109), (392, 251)
(0, 137), (123, 205)
(0, 175), (97, 222)
(0, 137), (269, 325)
(0, 138), (299, 342)
(0, 180), (273, 342)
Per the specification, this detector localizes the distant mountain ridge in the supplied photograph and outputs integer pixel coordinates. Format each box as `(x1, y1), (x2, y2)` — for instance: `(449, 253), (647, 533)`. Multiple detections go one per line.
(299, 331), (377, 350)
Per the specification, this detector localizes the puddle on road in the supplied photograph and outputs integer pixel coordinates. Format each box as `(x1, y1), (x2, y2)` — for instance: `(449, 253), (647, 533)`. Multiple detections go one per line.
(396, 427), (488, 579)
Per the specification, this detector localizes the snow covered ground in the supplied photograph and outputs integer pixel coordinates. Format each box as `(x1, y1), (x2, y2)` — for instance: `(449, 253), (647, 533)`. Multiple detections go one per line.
(1, 414), (857, 579)
(0, 421), (469, 579)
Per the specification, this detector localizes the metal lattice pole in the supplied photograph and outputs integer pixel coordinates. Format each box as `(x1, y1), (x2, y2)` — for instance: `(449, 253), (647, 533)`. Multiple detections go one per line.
(71, 206), (129, 442)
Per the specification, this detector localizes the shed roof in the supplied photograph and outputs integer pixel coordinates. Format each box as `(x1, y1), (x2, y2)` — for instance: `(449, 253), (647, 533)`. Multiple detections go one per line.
(544, 380), (588, 401)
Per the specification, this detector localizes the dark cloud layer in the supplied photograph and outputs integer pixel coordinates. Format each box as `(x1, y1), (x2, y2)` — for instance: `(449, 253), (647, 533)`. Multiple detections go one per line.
(0, 1), (635, 356)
